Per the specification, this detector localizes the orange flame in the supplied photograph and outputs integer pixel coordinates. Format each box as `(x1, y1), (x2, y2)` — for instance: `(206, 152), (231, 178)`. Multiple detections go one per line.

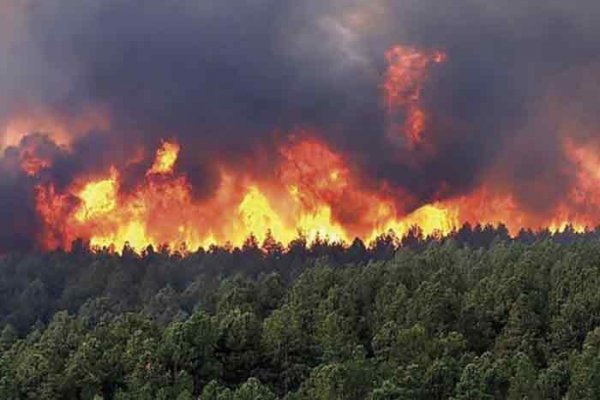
(32, 134), (598, 252)
(22, 45), (599, 252)
(33, 136), (463, 251)
(74, 170), (118, 222)
(384, 45), (446, 147)
(561, 138), (600, 229)
(147, 140), (180, 175)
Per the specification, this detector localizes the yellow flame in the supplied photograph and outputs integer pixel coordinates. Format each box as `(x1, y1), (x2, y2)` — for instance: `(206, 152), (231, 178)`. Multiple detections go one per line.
(90, 220), (149, 250)
(148, 140), (180, 175)
(297, 206), (348, 243)
(238, 186), (293, 244)
(74, 172), (118, 222)
(372, 203), (459, 241)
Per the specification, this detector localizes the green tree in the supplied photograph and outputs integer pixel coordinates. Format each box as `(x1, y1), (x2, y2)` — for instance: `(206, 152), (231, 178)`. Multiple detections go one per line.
(567, 328), (600, 399)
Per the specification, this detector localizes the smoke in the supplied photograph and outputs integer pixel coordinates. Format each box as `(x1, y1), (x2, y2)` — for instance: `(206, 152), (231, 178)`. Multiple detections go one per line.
(1, 0), (600, 250)
(0, 148), (40, 252)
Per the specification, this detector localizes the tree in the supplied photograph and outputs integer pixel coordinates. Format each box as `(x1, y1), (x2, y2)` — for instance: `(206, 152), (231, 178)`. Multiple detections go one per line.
(233, 377), (276, 400)
(161, 310), (220, 394)
(567, 328), (600, 399)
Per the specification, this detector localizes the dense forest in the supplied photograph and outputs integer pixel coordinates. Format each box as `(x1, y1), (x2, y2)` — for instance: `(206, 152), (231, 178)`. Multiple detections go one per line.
(1, 224), (600, 399)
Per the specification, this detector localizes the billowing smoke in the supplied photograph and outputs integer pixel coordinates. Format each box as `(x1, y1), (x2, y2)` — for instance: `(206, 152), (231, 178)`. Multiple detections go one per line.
(1, 0), (600, 251)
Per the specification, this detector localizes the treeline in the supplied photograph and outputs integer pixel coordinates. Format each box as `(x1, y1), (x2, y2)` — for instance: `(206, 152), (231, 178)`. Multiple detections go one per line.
(0, 224), (600, 398)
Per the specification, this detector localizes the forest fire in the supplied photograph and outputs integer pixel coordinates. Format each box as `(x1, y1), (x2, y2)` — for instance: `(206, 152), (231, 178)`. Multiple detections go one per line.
(1, 35), (598, 253)
(3, 2), (600, 398)
(30, 137), (458, 251)
(23, 131), (595, 253)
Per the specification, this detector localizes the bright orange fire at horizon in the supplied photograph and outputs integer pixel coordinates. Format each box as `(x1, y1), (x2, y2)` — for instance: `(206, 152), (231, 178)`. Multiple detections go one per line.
(27, 134), (596, 253)
(8, 44), (599, 253)
(32, 137), (457, 251)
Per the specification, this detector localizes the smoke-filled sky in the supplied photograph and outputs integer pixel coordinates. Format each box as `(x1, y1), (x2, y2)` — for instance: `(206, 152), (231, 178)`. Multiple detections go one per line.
(1, 0), (600, 251)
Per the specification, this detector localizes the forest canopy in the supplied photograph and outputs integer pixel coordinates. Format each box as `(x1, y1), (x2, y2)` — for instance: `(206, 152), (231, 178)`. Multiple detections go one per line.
(1, 225), (600, 399)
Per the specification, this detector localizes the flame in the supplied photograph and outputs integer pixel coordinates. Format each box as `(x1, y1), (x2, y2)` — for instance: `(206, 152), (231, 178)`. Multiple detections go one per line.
(24, 45), (599, 252)
(33, 136), (459, 251)
(375, 203), (459, 242)
(148, 140), (180, 175)
(560, 138), (600, 228)
(31, 133), (598, 252)
(238, 186), (294, 244)
(74, 170), (118, 222)
(384, 45), (446, 147)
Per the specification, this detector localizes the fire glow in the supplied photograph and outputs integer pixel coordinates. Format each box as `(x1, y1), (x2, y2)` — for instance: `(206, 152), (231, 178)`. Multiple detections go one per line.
(31, 138), (456, 251)
(8, 44), (599, 252)
(28, 134), (596, 252)
(384, 45), (446, 147)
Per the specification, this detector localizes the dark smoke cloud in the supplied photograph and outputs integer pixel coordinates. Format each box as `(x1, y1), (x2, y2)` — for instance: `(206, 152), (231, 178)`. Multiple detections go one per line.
(1, 0), (600, 249)
(0, 149), (40, 252)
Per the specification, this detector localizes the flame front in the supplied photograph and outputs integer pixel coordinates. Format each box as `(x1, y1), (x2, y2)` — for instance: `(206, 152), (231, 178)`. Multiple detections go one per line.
(30, 132), (597, 252)
(30, 136), (462, 251)
(12, 44), (599, 252)
(28, 133), (600, 252)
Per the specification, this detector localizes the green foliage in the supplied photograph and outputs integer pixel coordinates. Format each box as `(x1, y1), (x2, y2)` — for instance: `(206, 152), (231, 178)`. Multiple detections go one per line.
(567, 327), (600, 399)
(1, 233), (600, 398)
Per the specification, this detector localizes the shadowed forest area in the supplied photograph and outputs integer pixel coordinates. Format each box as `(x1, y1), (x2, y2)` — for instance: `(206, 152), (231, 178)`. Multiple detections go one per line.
(1, 224), (600, 399)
